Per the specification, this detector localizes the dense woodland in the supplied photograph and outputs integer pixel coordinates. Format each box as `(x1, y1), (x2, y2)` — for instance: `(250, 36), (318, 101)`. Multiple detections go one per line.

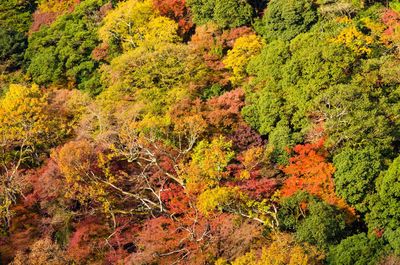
(1, 0), (400, 264)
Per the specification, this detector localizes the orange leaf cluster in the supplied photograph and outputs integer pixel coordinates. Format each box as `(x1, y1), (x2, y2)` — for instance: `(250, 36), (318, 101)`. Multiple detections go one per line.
(281, 138), (354, 214)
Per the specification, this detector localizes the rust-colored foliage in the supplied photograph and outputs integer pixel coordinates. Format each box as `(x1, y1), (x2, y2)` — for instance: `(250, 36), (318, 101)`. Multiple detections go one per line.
(30, 11), (59, 33)
(91, 42), (110, 61)
(206, 88), (245, 130)
(227, 146), (278, 200)
(281, 138), (353, 213)
(188, 25), (254, 86)
(129, 209), (265, 264)
(161, 184), (191, 215)
(238, 178), (277, 200)
(153, 0), (193, 34)
(23, 159), (64, 208)
(67, 216), (110, 263)
(210, 214), (265, 260)
(381, 8), (400, 48)
(0, 206), (41, 264)
(11, 237), (68, 265)
(127, 180), (212, 264)
(128, 214), (212, 264)
(104, 217), (140, 264)
(30, 0), (81, 33)
(220, 26), (254, 49)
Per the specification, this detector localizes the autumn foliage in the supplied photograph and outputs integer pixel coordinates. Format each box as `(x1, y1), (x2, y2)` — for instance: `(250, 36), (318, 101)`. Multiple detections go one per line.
(2, 0), (400, 264)
(281, 138), (353, 214)
(153, 0), (193, 34)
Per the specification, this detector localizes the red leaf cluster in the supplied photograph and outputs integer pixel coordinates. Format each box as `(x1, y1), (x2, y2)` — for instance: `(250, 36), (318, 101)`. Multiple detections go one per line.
(67, 216), (110, 263)
(24, 159), (64, 208)
(382, 9), (400, 46)
(230, 124), (264, 151)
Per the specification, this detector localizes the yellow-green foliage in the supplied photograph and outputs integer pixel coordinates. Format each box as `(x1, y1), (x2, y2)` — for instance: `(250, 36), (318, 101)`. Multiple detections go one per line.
(99, 0), (179, 51)
(37, 0), (78, 13)
(0, 84), (65, 159)
(331, 17), (382, 56)
(182, 136), (234, 192)
(197, 187), (237, 215)
(223, 34), (264, 85)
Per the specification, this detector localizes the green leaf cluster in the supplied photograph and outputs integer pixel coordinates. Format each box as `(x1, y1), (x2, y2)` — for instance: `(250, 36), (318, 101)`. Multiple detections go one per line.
(187, 0), (254, 29)
(24, 0), (106, 94)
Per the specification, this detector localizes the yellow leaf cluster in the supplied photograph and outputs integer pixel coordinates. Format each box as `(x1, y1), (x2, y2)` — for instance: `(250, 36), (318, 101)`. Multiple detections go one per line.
(239, 147), (265, 180)
(55, 140), (109, 208)
(332, 17), (383, 56)
(99, 0), (179, 51)
(38, 0), (78, 13)
(0, 84), (63, 156)
(197, 187), (237, 215)
(182, 136), (234, 193)
(223, 34), (264, 85)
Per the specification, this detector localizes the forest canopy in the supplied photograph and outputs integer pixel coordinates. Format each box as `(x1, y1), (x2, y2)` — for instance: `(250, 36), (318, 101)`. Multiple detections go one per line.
(1, 0), (400, 264)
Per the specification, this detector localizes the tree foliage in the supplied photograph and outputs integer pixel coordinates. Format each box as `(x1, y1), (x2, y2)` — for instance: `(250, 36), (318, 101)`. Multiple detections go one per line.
(0, 84), (66, 163)
(222, 233), (325, 265)
(223, 34), (263, 85)
(333, 146), (382, 212)
(0, 0), (35, 71)
(187, 0), (255, 29)
(25, 0), (106, 93)
(281, 138), (352, 213)
(367, 155), (400, 255)
(2, 0), (400, 264)
(327, 233), (384, 265)
(99, 0), (180, 53)
(255, 0), (318, 41)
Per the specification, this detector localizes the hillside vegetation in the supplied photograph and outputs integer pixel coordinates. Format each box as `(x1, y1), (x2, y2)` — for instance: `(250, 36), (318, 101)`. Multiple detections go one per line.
(1, 0), (400, 264)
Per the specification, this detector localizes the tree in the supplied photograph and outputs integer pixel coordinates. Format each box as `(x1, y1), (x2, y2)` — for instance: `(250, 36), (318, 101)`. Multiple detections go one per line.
(182, 136), (234, 193)
(331, 18), (375, 56)
(213, 0), (255, 29)
(206, 88), (246, 131)
(100, 43), (193, 116)
(223, 233), (324, 265)
(67, 216), (110, 263)
(381, 8), (400, 53)
(327, 233), (384, 265)
(229, 124), (264, 152)
(55, 139), (106, 207)
(11, 237), (68, 265)
(280, 138), (352, 213)
(255, 0), (317, 41)
(30, 0), (83, 32)
(187, 0), (254, 29)
(0, 0), (35, 71)
(99, 0), (180, 53)
(367, 155), (400, 255)
(278, 192), (347, 250)
(223, 34), (263, 85)
(333, 146), (382, 212)
(152, 0), (193, 34)
(317, 83), (396, 154)
(0, 83), (66, 167)
(25, 0), (107, 94)
(295, 200), (346, 249)
(243, 29), (355, 139)
(0, 84), (68, 228)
